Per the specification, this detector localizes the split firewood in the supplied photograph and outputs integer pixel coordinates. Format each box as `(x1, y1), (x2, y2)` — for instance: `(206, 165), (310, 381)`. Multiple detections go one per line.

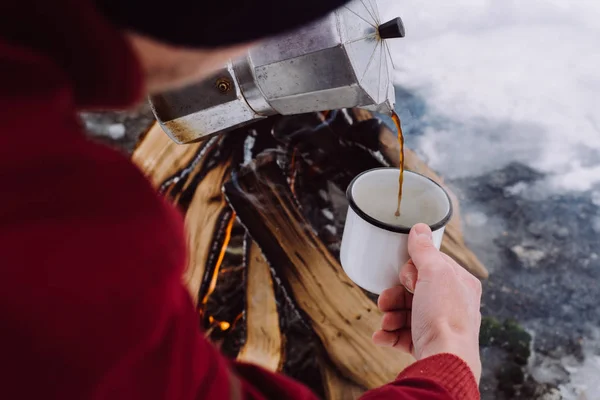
(132, 124), (237, 305)
(183, 159), (233, 306)
(236, 241), (283, 371)
(131, 122), (200, 188)
(223, 153), (414, 389)
(320, 356), (366, 400)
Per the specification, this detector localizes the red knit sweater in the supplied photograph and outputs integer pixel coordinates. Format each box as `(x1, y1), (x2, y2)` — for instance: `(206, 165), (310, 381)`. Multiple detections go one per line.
(0, 1), (479, 399)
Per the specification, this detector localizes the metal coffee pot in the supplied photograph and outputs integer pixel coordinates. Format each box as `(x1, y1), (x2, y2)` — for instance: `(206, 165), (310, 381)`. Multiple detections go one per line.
(149, 0), (404, 144)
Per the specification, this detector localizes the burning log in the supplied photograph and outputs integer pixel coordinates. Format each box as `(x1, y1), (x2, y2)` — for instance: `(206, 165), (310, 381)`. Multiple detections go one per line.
(131, 109), (488, 398)
(182, 158), (233, 307)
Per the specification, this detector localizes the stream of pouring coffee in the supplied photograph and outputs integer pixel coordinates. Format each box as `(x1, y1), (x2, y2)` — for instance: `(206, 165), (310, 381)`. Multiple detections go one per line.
(391, 111), (404, 217)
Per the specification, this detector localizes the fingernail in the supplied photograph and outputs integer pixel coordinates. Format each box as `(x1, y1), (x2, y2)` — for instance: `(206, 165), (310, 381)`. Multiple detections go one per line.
(412, 223), (432, 240)
(403, 277), (415, 294)
(400, 271), (415, 293)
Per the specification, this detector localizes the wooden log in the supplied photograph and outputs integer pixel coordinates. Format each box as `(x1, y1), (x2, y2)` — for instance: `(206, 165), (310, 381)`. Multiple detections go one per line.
(320, 356), (366, 400)
(236, 241), (284, 372)
(131, 123), (238, 304)
(183, 160), (232, 306)
(131, 123), (201, 188)
(223, 153), (414, 389)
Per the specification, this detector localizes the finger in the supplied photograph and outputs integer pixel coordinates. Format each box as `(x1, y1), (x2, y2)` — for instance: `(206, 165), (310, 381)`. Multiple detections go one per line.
(372, 329), (413, 353)
(378, 285), (408, 311)
(405, 292), (413, 310)
(408, 223), (447, 273)
(400, 259), (418, 293)
(381, 310), (408, 331)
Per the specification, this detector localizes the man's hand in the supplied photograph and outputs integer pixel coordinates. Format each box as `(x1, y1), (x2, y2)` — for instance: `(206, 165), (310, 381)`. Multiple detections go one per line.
(372, 223), (483, 382)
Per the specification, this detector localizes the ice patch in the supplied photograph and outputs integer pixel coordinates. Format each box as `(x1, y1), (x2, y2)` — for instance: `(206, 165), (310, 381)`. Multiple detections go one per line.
(559, 328), (600, 400)
(504, 181), (529, 197)
(527, 327), (600, 399)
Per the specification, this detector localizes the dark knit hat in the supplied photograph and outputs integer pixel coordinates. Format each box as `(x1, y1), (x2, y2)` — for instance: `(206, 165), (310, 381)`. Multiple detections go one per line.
(95, 0), (349, 47)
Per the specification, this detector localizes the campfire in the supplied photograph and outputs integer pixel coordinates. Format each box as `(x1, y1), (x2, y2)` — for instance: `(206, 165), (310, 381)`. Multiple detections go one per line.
(132, 109), (488, 399)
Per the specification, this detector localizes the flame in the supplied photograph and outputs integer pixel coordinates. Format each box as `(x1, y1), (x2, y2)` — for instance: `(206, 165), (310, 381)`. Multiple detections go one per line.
(200, 212), (244, 336)
(219, 265), (245, 274)
(219, 321), (231, 330)
(201, 212), (236, 308)
(289, 148), (298, 197)
(231, 312), (243, 325)
(208, 315), (231, 331)
(207, 315), (234, 332)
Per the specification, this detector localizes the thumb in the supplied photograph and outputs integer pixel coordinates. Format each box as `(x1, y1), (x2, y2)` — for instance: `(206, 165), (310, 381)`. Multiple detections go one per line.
(399, 260), (418, 293)
(408, 223), (445, 271)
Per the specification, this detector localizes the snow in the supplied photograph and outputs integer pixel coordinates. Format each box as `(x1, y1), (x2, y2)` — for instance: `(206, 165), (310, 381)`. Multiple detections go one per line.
(84, 121), (126, 140)
(381, 0), (600, 191)
(529, 326), (600, 400)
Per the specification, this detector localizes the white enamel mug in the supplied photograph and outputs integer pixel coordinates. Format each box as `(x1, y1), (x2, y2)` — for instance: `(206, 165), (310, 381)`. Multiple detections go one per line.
(340, 168), (453, 294)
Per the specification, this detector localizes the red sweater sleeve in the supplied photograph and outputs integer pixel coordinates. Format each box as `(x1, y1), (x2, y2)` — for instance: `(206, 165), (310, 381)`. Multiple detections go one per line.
(0, 2), (479, 399)
(362, 354), (480, 400)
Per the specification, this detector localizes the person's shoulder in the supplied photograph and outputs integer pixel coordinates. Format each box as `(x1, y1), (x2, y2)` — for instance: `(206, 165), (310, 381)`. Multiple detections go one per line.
(1, 135), (187, 295)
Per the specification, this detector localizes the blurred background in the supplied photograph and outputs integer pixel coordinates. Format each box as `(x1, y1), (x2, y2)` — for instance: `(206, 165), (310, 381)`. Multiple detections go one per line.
(82, 1), (600, 398)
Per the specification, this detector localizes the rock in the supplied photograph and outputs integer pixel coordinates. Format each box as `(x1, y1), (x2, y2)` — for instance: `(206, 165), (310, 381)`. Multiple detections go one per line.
(592, 217), (600, 234)
(553, 226), (569, 240)
(527, 222), (545, 237)
(488, 163), (545, 190)
(511, 244), (546, 268)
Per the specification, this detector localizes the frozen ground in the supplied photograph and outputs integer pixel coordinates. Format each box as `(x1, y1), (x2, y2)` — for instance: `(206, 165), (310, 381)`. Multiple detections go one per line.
(382, 0), (600, 398)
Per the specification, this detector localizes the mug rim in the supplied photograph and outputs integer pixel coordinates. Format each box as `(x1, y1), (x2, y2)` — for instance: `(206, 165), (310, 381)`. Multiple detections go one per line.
(346, 167), (454, 234)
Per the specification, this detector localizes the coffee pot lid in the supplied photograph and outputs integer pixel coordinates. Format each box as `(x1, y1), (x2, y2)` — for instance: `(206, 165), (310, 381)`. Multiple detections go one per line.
(338, 0), (403, 105)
